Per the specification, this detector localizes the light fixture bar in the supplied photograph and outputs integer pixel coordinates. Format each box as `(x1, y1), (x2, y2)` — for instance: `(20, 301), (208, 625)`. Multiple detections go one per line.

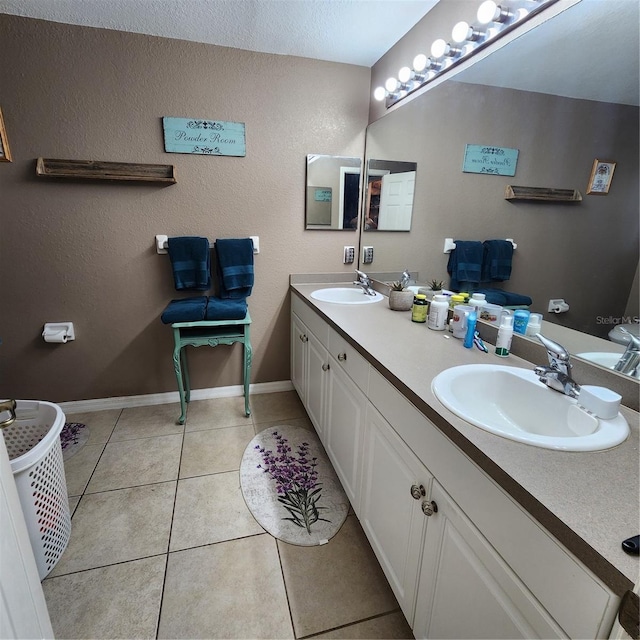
(373, 0), (558, 108)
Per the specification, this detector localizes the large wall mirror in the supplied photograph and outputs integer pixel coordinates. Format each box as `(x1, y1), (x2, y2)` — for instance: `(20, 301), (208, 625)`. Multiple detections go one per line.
(362, 0), (639, 377)
(363, 159), (417, 231)
(306, 154), (362, 230)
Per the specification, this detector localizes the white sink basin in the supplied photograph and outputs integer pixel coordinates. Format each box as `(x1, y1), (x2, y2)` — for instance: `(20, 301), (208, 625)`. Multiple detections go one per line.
(310, 287), (383, 304)
(432, 364), (629, 451)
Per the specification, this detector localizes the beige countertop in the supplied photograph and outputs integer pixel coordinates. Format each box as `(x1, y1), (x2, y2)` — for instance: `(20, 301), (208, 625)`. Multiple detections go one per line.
(290, 278), (640, 596)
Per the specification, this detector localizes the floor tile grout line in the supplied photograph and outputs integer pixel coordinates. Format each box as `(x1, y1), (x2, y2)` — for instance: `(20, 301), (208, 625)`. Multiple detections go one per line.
(298, 608), (406, 640)
(155, 419), (186, 640)
(274, 538), (298, 639)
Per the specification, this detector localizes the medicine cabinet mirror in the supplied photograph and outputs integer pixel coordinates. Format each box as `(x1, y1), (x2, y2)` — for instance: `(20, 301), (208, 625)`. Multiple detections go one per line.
(363, 159), (417, 231)
(305, 154), (361, 230)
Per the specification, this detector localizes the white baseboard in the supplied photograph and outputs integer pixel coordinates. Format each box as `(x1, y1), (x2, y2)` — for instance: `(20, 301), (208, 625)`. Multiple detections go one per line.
(58, 380), (294, 414)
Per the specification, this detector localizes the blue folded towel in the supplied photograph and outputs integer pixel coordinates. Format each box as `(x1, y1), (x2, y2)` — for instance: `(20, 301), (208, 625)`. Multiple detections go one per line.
(447, 241), (483, 291)
(481, 240), (513, 282)
(474, 288), (532, 307)
(215, 238), (254, 299)
(167, 236), (211, 291)
(161, 296), (208, 324)
(205, 297), (248, 321)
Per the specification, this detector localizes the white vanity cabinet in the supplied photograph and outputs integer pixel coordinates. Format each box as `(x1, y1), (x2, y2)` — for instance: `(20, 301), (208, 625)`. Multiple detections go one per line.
(291, 299), (330, 437)
(290, 293), (620, 640)
(360, 402), (432, 624)
(291, 296), (367, 507)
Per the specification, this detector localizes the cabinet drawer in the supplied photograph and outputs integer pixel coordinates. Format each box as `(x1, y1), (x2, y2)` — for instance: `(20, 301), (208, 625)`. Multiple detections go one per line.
(291, 294), (329, 347)
(328, 328), (369, 393)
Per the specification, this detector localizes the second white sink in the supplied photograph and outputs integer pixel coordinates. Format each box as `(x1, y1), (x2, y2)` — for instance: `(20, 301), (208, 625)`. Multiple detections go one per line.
(310, 287), (383, 304)
(432, 364), (629, 451)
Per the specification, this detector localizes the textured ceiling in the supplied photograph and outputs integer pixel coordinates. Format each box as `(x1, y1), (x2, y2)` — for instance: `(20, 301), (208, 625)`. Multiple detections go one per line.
(0, 0), (438, 67)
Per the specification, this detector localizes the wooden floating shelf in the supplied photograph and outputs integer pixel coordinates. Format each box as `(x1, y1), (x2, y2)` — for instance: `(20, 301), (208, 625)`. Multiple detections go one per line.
(505, 185), (582, 202)
(36, 158), (176, 184)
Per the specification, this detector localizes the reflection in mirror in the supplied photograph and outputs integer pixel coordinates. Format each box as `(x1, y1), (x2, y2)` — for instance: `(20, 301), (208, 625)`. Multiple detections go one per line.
(305, 154), (361, 230)
(363, 0), (639, 378)
(363, 159), (417, 231)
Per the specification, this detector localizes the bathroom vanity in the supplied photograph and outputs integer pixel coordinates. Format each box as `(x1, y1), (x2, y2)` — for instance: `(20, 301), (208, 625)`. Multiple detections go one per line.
(290, 277), (639, 640)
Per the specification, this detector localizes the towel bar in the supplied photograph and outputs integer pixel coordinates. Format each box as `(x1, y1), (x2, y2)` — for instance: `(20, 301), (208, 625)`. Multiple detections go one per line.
(155, 235), (260, 254)
(443, 237), (517, 253)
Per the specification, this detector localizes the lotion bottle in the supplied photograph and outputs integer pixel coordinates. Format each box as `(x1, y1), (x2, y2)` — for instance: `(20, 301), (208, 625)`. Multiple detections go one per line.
(463, 311), (477, 348)
(495, 314), (514, 357)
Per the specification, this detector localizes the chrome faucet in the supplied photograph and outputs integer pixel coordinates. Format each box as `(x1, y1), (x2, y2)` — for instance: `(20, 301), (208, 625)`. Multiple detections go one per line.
(534, 333), (581, 398)
(353, 269), (377, 296)
(613, 327), (640, 377)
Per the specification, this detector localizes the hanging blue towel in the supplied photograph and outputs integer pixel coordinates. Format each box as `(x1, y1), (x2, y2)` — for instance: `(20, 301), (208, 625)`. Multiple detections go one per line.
(205, 297), (248, 321)
(481, 240), (513, 282)
(167, 236), (211, 291)
(447, 241), (483, 291)
(215, 238), (254, 299)
(474, 288), (532, 307)
(161, 296), (208, 324)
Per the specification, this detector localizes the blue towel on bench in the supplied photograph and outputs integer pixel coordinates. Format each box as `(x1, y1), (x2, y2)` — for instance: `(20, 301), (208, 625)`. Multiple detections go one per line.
(215, 238), (254, 299)
(447, 240), (483, 291)
(167, 236), (211, 291)
(205, 297), (248, 321)
(474, 288), (532, 307)
(161, 296), (208, 324)
(481, 240), (513, 282)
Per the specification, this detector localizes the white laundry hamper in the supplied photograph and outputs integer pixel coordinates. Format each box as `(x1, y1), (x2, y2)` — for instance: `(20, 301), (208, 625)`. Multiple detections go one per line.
(4, 400), (71, 579)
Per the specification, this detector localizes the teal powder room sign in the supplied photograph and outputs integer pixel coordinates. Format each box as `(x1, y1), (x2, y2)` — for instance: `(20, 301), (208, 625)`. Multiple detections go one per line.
(462, 144), (519, 176)
(162, 117), (246, 156)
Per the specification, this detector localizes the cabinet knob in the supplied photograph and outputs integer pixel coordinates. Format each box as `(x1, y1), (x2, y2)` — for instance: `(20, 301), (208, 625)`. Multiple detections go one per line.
(322, 363), (330, 371)
(299, 334), (308, 343)
(410, 484), (426, 500)
(337, 352), (347, 361)
(422, 500), (438, 516)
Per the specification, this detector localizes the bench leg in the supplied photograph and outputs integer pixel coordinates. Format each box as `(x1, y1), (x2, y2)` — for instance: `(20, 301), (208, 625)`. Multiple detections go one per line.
(172, 344), (188, 425)
(243, 340), (252, 416)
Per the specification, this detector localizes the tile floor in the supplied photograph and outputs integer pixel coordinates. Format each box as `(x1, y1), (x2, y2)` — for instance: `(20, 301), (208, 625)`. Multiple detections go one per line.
(42, 391), (414, 639)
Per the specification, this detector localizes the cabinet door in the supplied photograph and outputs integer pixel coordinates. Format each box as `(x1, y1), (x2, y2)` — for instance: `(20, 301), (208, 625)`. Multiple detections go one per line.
(291, 312), (307, 402)
(305, 329), (329, 440)
(324, 357), (366, 508)
(360, 403), (431, 625)
(414, 481), (563, 640)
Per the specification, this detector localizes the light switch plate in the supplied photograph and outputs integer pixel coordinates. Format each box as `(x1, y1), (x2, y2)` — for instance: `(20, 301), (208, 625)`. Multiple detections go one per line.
(362, 246), (374, 264)
(343, 246), (355, 264)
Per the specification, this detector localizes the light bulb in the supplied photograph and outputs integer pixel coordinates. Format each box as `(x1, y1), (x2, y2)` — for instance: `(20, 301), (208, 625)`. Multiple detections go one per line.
(477, 0), (498, 24)
(451, 21), (471, 43)
(430, 39), (448, 58)
(413, 53), (428, 72)
(514, 7), (529, 21)
(398, 66), (412, 83)
(385, 77), (399, 92)
(373, 86), (386, 101)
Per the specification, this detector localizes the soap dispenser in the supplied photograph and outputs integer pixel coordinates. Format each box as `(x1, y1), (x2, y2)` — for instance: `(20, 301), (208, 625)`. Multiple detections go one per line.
(495, 314), (514, 357)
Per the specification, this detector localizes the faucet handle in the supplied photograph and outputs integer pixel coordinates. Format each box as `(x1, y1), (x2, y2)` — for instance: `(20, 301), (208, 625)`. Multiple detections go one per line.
(619, 327), (640, 350)
(536, 333), (571, 361)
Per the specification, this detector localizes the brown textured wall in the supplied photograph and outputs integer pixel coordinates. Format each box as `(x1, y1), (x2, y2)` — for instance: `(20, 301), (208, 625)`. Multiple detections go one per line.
(0, 15), (370, 402)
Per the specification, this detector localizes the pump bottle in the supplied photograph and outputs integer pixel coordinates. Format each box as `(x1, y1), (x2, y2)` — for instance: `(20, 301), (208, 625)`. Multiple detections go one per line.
(495, 314), (514, 357)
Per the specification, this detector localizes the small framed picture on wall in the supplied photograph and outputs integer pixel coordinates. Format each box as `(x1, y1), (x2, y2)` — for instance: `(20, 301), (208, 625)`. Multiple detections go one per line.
(586, 159), (616, 194)
(0, 107), (12, 163)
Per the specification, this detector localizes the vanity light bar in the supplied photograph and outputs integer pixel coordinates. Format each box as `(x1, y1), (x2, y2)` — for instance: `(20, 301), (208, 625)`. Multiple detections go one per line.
(374, 0), (558, 108)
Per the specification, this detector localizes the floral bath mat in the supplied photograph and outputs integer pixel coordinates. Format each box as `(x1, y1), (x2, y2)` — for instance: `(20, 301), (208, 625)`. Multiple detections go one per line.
(61, 422), (89, 460)
(240, 426), (349, 546)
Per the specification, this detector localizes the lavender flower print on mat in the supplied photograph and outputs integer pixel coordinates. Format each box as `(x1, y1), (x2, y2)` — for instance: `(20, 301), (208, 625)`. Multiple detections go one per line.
(256, 431), (328, 534)
(60, 422), (89, 460)
(240, 425), (349, 546)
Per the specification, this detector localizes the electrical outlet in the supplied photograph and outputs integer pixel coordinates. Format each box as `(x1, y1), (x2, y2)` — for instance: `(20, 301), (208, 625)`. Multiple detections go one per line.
(362, 246), (374, 264)
(343, 246), (355, 264)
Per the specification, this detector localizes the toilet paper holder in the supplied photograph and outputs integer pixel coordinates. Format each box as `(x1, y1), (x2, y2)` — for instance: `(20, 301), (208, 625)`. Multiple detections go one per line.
(548, 299), (570, 314)
(42, 322), (75, 343)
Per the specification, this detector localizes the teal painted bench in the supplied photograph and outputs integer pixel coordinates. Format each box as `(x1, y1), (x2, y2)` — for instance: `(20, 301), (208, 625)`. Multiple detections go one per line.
(171, 311), (252, 425)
